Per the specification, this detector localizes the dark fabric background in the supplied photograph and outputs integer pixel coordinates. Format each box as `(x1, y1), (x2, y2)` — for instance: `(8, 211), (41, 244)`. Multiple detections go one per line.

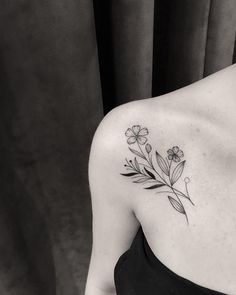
(0, 1), (235, 294)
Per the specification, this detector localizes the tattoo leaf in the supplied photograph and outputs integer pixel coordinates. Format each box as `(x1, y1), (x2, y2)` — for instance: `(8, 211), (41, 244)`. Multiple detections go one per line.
(134, 157), (140, 171)
(133, 177), (150, 183)
(156, 152), (169, 176)
(168, 196), (186, 214)
(170, 161), (185, 185)
(144, 167), (155, 179)
(120, 172), (138, 177)
(145, 184), (165, 189)
(129, 147), (146, 160)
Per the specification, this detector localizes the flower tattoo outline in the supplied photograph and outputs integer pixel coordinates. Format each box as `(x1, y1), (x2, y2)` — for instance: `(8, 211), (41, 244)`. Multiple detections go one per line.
(167, 146), (184, 162)
(121, 125), (194, 224)
(125, 125), (148, 145)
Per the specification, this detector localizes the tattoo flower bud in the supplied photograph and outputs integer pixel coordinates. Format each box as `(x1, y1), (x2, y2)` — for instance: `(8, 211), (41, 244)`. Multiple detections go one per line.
(184, 177), (190, 184)
(145, 143), (152, 153)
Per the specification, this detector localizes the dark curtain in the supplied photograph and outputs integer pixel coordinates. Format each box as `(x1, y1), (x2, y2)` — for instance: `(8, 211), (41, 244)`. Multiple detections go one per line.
(0, 1), (235, 294)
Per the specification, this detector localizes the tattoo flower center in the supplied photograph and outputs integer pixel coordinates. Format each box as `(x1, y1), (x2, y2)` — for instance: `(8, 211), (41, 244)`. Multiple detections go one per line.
(125, 125), (148, 145)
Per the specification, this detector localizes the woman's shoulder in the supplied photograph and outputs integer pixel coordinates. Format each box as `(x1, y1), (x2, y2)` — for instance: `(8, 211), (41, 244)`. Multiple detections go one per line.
(89, 64), (236, 204)
(91, 95), (179, 151)
(89, 98), (170, 178)
(92, 63), (236, 151)
(88, 95), (192, 218)
(88, 99), (164, 209)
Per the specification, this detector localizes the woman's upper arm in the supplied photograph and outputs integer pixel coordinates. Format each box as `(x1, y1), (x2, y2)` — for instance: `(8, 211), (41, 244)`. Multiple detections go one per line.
(85, 108), (140, 294)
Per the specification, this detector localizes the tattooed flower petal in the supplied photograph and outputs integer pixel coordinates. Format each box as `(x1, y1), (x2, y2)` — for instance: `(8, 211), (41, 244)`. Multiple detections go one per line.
(167, 149), (174, 155)
(125, 128), (134, 137)
(172, 146), (179, 154)
(127, 136), (137, 144)
(137, 136), (147, 145)
(139, 128), (148, 136)
(168, 154), (173, 160)
(177, 150), (184, 158)
(132, 125), (141, 134)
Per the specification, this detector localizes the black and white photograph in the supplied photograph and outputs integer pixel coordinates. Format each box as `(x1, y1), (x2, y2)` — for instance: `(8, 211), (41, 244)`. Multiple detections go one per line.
(0, 1), (236, 294)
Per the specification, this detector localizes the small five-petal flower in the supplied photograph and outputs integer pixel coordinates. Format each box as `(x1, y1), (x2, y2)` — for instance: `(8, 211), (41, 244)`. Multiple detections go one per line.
(167, 146), (184, 162)
(125, 125), (149, 145)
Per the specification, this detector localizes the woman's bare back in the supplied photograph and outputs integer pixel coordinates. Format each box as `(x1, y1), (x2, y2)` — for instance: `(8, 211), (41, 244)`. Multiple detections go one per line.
(86, 64), (236, 294)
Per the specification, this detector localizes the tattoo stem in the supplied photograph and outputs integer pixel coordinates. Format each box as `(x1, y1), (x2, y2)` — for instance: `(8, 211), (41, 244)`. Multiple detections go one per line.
(168, 159), (189, 223)
(128, 158), (192, 204)
(137, 142), (153, 167)
(137, 142), (168, 184)
(136, 145), (193, 205)
(171, 186), (189, 224)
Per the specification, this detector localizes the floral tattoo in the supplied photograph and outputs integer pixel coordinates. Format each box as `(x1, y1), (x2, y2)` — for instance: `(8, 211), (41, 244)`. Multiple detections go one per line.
(121, 125), (194, 224)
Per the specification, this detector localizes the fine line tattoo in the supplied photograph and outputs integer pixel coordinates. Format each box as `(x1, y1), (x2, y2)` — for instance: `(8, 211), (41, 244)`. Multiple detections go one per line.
(120, 125), (194, 224)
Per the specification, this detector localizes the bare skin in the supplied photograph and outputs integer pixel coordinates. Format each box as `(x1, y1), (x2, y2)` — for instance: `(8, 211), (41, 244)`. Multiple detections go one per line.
(85, 64), (236, 295)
